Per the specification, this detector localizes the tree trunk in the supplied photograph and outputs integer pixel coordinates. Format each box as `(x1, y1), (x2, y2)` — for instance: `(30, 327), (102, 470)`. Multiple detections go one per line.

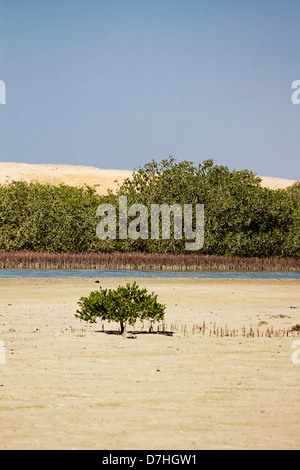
(120, 321), (126, 335)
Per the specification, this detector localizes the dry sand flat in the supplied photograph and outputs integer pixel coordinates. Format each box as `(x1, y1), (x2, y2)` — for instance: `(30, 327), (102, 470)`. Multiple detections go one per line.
(0, 162), (297, 194)
(0, 276), (300, 450)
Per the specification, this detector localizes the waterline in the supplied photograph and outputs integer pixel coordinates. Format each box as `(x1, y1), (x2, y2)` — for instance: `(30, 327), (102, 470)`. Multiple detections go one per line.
(0, 269), (299, 279)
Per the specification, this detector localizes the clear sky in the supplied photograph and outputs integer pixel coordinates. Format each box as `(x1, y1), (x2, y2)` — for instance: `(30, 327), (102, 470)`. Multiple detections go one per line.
(0, 0), (299, 178)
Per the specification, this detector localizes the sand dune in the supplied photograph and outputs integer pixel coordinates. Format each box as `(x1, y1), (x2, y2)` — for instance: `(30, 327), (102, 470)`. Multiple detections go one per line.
(259, 176), (297, 189)
(0, 162), (133, 195)
(0, 162), (297, 194)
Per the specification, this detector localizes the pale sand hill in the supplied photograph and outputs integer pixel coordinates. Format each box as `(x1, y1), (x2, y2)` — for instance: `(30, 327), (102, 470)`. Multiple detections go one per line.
(0, 162), (297, 194)
(259, 176), (297, 189)
(0, 162), (133, 195)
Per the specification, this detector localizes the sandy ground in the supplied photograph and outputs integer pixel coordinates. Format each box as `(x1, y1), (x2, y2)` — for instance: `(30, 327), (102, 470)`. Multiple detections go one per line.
(0, 162), (297, 194)
(0, 276), (299, 450)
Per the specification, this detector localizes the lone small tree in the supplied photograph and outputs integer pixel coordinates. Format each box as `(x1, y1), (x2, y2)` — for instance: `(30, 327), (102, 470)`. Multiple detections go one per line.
(75, 282), (166, 335)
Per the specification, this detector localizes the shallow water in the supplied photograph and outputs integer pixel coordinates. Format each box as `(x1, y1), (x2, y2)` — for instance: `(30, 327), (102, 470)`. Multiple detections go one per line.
(0, 269), (299, 279)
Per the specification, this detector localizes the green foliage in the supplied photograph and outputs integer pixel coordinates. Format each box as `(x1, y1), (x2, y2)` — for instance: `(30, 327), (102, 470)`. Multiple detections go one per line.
(117, 157), (300, 257)
(0, 157), (299, 257)
(0, 181), (104, 252)
(291, 324), (300, 332)
(75, 282), (166, 334)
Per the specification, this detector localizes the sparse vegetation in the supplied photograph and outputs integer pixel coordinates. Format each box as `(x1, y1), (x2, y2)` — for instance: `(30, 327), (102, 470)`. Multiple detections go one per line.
(141, 320), (300, 339)
(0, 250), (299, 271)
(269, 314), (291, 319)
(291, 324), (300, 332)
(75, 282), (166, 335)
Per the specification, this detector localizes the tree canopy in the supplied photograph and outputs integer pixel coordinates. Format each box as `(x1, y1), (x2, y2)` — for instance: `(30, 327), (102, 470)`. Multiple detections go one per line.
(75, 282), (166, 334)
(0, 157), (299, 257)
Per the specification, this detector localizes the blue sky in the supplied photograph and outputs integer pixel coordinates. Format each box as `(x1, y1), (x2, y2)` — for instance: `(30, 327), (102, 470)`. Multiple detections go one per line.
(0, 0), (299, 178)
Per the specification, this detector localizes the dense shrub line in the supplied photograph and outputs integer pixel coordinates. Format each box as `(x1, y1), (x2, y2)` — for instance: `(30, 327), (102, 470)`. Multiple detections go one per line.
(0, 157), (299, 261)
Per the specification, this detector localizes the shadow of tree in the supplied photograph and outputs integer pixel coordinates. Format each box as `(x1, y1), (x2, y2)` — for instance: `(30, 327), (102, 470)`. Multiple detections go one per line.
(95, 329), (174, 337)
